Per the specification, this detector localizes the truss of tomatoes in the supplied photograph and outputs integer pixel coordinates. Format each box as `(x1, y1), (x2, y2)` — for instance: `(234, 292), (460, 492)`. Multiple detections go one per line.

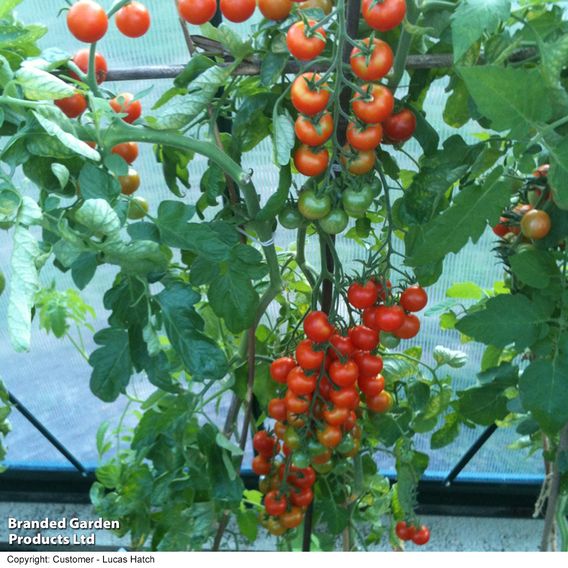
(252, 279), (430, 541)
(283, 0), (417, 236)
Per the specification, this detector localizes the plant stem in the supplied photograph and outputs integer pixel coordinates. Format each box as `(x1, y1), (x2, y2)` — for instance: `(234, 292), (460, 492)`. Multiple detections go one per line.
(389, 0), (419, 91)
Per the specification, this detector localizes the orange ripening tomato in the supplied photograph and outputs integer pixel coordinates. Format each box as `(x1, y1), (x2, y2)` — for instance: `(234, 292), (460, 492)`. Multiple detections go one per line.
(295, 113), (333, 146)
(291, 73), (330, 116)
(178, 0), (216, 24)
(110, 92), (142, 123)
(67, 0), (108, 43)
(115, 1), (151, 38)
(341, 146), (376, 175)
(367, 391), (393, 413)
(520, 209), (552, 240)
(220, 0), (256, 22)
(258, 0), (293, 20)
(346, 122), (383, 151)
(112, 142), (139, 164)
(294, 146), (329, 177)
(71, 49), (108, 84)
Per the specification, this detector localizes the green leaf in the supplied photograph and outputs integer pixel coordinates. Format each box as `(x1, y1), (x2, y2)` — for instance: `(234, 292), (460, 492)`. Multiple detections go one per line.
(156, 282), (228, 381)
(548, 137), (568, 210)
(32, 111), (99, 161)
(451, 0), (511, 61)
(260, 52), (288, 87)
(456, 294), (548, 349)
(102, 240), (170, 275)
(519, 355), (568, 435)
(509, 248), (561, 290)
(459, 66), (552, 138)
(443, 77), (470, 128)
(457, 363), (518, 425)
(7, 225), (40, 352)
(154, 200), (196, 248)
(236, 509), (258, 543)
(174, 54), (215, 88)
(148, 66), (230, 130)
(446, 281), (484, 300)
(208, 271), (259, 333)
(75, 199), (121, 236)
(199, 23), (252, 61)
(89, 328), (133, 402)
(0, 0), (22, 18)
(407, 169), (511, 266)
(78, 163), (121, 201)
(433, 346), (468, 368)
(431, 412), (460, 449)
(273, 109), (295, 166)
(71, 253), (98, 290)
(50, 163), (69, 188)
(15, 65), (73, 100)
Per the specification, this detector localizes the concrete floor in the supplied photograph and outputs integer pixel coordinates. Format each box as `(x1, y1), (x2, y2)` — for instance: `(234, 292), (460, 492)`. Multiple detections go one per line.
(0, 501), (545, 552)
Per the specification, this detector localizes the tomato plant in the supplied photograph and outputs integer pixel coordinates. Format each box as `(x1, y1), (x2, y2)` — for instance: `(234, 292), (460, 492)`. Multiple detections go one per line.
(3, 0), (568, 554)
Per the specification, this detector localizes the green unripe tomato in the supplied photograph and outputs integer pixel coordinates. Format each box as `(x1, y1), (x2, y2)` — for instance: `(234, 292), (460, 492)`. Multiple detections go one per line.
(278, 204), (304, 230)
(284, 427), (301, 450)
(336, 435), (355, 455)
(319, 209), (349, 235)
(341, 185), (375, 218)
(313, 461), (333, 474)
(292, 451), (311, 469)
(380, 332), (400, 349)
(298, 189), (332, 220)
(127, 196), (149, 220)
(307, 440), (327, 456)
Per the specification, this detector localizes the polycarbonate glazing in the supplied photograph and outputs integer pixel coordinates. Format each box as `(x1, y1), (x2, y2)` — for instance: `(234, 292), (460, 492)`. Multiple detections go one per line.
(0, 1), (543, 481)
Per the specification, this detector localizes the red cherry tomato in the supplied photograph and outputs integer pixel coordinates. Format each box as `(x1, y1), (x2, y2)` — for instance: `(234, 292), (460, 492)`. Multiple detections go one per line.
(350, 38), (393, 81)
(352, 84), (394, 124)
(362, 0), (407, 32)
(178, 0), (216, 24)
(252, 455), (271, 475)
(348, 280), (379, 309)
(270, 357), (297, 384)
(304, 311), (334, 343)
(110, 92), (142, 123)
(291, 73), (330, 116)
(265, 490), (287, 516)
(400, 285), (428, 312)
(67, 0), (108, 43)
(253, 431), (279, 457)
(358, 374), (385, 397)
(353, 352), (383, 376)
(374, 305), (405, 332)
(286, 20), (327, 61)
(349, 325), (379, 351)
(395, 521), (416, 541)
(290, 486), (314, 507)
(394, 314), (421, 339)
(295, 112), (333, 146)
(412, 525), (431, 545)
(346, 122), (383, 151)
(294, 145), (329, 177)
(328, 334), (356, 360)
(329, 359), (359, 388)
(112, 142), (139, 164)
(286, 465), (316, 489)
(268, 398), (287, 421)
(287, 366), (317, 396)
(71, 49), (108, 84)
(322, 405), (350, 426)
(383, 109), (417, 144)
(362, 306), (380, 330)
(295, 339), (325, 370)
(258, 0), (293, 20)
(115, 1), (151, 38)
(285, 390), (311, 414)
(220, 0), (256, 22)
(329, 386), (360, 409)
(55, 93), (87, 118)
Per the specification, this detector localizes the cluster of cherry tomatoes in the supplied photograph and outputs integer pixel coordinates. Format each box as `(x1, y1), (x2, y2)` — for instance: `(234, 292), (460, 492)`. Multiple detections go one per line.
(177, 0), (326, 26)
(253, 279), (429, 536)
(57, 1), (149, 218)
(349, 279), (428, 343)
(395, 521), (431, 546)
(492, 166), (552, 242)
